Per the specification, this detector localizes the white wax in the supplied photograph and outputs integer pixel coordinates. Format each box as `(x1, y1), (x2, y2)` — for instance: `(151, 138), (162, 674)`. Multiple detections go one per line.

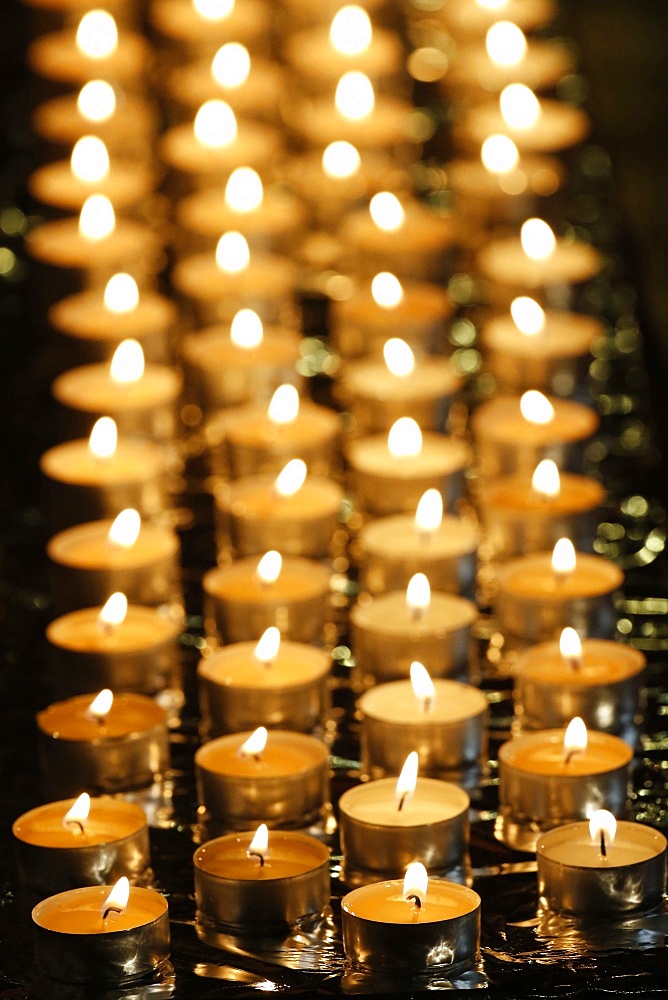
(340, 777), (469, 827)
(359, 679), (487, 726)
(538, 821), (666, 868)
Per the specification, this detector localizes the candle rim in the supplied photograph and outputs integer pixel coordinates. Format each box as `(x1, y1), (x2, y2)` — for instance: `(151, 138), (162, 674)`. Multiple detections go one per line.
(536, 818), (667, 866)
(13, 796), (147, 847)
(499, 727), (633, 775)
(341, 877), (480, 921)
(193, 830), (330, 881)
(32, 884), (167, 933)
(339, 776), (470, 827)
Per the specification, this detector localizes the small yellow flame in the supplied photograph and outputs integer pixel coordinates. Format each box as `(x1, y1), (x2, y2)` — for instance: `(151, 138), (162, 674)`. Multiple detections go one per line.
(481, 134), (519, 174)
(403, 861), (428, 906)
(552, 537), (577, 577)
(110, 339), (144, 384)
(88, 416), (117, 460)
(107, 509), (141, 548)
(79, 194), (115, 241)
(563, 716), (587, 760)
(589, 809), (617, 849)
(335, 71), (375, 120)
(510, 296), (545, 335)
(415, 489), (443, 534)
(406, 572), (430, 616)
(101, 876), (130, 919)
(104, 274), (139, 314)
(247, 823), (269, 861)
(98, 592), (128, 628)
(531, 459), (560, 499)
(194, 100), (237, 148)
(87, 688), (113, 723)
(369, 192), (405, 232)
(371, 272), (404, 308)
(71, 136), (110, 184)
(216, 231), (250, 273)
(410, 661), (436, 710)
(274, 459), (307, 498)
(254, 626), (280, 665)
(476, 0), (508, 9)
(486, 21), (527, 67)
(520, 390), (554, 426)
(230, 309), (263, 348)
(395, 751), (419, 809)
(225, 167), (263, 213)
(383, 338), (415, 378)
(76, 10), (118, 60)
(239, 726), (268, 758)
(559, 626), (583, 667)
(268, 385), (299, 424)
(500, 83), (540, 130)
(521, 218), (556, 260)
(193, 0), (235, 20)
(329, 5), (372, 56)
(77, 80), (116, 123)
(212, 43), (251, 88)
(388, 417), (422, 458)
(322, 140), (361, 179)
(63, 792), (91, 830)
(256, 550), (282, 585)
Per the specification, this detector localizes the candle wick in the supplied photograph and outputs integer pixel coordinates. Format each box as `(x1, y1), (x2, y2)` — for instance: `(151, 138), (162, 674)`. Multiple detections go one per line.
(421, 697), (432, 715)
(247, 850), (265, 867)
(406, 893), (422, 909)
(65, 819), (85, 835)
(568, 656), (581, 672)
(397, 792), (407, 812)
(600, 830), (607, 858)
(409, 606), (424, 623)
(102, 905), (123, 921)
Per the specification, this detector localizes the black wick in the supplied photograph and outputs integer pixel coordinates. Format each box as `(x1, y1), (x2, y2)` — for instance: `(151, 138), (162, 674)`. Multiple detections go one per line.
(564, 749), (577, 765)
(406, 894), (422, 909)
(600, 830), (607, 858)
(247, 850), (265, 867)
(397, 792), (408, 812)
(65, 820), (85, 835)
(102, 905), (123, 921)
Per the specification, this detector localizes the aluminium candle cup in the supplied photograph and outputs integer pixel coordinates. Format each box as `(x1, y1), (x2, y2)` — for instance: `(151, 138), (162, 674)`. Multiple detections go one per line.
(514, 638), (646, 741)
(358, 679), (488, 783)
(346, 433), (469, 518)
(355, 513), (478, 597)
(197, 640), (331, 737)
(195, 730), (330, 832)
(202, 556), (331, 645)
(36, 692), (170, 798)
(494, 551), (624, 645)
(497, 729), (633, 853)
(32, 885), (169, 984)
(477, 472), (605, 560)
(13, 797), (150, 896)
(536, 820), (667, 916)
(214, 475), (343, 560)
(341, 878), (480, 974)
(471, 394), (600, 480)
(350, 591), (478, 685)
(194, 831), (330, 934)
(46, 604), (182, 698)
(339, 778), (470, 883)
(47, 518), (182, 615)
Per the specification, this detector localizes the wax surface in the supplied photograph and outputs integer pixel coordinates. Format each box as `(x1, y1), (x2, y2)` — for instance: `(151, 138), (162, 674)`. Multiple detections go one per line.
(472, 394), (598, 445)
(161, 122), (280, 175)
(462, 99), (589, 153)
(28, 29), (148, 85)
(348, 435), (469, 478)
(200, 642), (330, 689)
(285, 24), (401, 80)
(498, 552), (623, 599)
(537, 820), (666, 867)
(204, 556), (330, 603)
(343, 202), (455, 255)
(47, 519), (179, 569)
(29, 161), (152, 213)
(151, 0), (268, 43)
(47, 606), (179, 653)
(219, 403), (339, 449)
(359, 678), (487, 725)
(34, 885), (166, 934)
(222, 476), (342, 519)
(41, 440), (163, 486)
(352, 591), (477, 637)
(517, 639), (645, 687)
(37, 692), (167, 741)
(335, 281), (452, 327)
(50, 289), (175, 342)
(359, 513), (478, 560)
(343, 878), (479, 923)
(340, 777), (469, 827)
(196, 731), (328, 778)
(483, 473), (604, 516)
(343, 358), (461, 402)
(194, 831), (329, 881)
(500, 729), (632, 776)
(183, 327), (300, 371)
(14, 797), (146, 848)
(483, 311), (601, 359)
(448, 153), (565, 201)
(479, 238), (602, 288)
(52, 364), (181, 412)
(178, 187), (303, 240)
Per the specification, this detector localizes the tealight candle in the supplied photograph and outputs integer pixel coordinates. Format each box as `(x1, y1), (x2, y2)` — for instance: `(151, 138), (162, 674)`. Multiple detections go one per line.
(194, 828), (331, 932)
(441, 0), (556, 40)
(202, 552), (331, 644)
(164, 50), (285, 123)
(198, 632), (331, 736)
(341, 865), (480, 973)
(150, 0), (269, 52)
(32, 880), (169, 982)
(290, 82), (412, 152)
(27, 16), (150, 89)
(28, 145), (154, 216)
(536, 811), (667, 915)
(13, 795), (150, 895)
(497, 722), (633, 851)
(446, 30), (573, 96)
(195, 728), (330, 831)
(37, 691), (169, 797)
(457, 92), (590, 154)
(515, 632), (646, 739)
(32, 89), (158, 162)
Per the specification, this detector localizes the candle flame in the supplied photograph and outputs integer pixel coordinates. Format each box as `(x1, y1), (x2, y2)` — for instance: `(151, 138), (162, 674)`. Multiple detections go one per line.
(63, 792), (91, 831)
(194, 100), (237, 148)
(268, 385), (299, 424)
(239, 726), (267, 758)
(520, 390), (554, 426)
(256, 550), (282, 585)
(225, 167), (263, 213)
(322, 140), (361, 179)
(107, 509), (141, 548)
(76, 10), (118, 59)
(406, 572), (430, 616)
(88, 416), (117, 460)
(193, 0), (235, 20)
(510, 296), (545, 335)
(335, 72), (375, 120)
(230, 309), (263, 348)
(110, 339), (144, 384)
(552, 537), (576, 576)
(79, 194), (115, 241)
(500, 83), (540, 130)
(87, 688), (113, 723)
(371, 271), (404, 309)
(77, 80), (116, 123)
(104, 274), (139, 314)
(481, 134), (519, 175)
(369, 192), (405, 232)
(415, 489), (443, 534)
(395, 751), (419, 810)
(563, 716), (587, 761)
(531, 459), (560, 499)
(247, 823), (269, 864)
(98, 592), (128, 628)
(589, 809), (616, 848)
(383, 338), (415, 378)
(486, 21), (527, 67)
(388, 417), (422, 458)
(216, 231), (250, 273)
(410, 661), (436, 711)
(521, 218), (556, 260)
(559, 626), (583, 666)
(101, 876), (130, 919)
(330, 5), (372, 56)
(403, 861), (428, 907)
(212, 42), (251, 88)
(254, 626), (280, 666)
(476, 0), (508, 9)
(71, 135), (110, 183)
(274, 459), (307, 498)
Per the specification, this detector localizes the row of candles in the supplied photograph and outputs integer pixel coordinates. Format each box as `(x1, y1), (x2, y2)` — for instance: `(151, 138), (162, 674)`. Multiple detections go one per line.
(13, 0), (667, 984)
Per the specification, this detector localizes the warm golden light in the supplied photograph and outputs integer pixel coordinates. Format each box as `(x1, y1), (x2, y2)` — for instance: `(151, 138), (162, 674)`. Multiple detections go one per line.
(371, 271), (404, 308)
(194, 100), (237, 147)
(500, 83), (540, 130)
(76, 10), (118, 59)
(552, 537), (577, 577)
(406, 572), (430, 617)
(98, 592), (128, 628)
(230, 309), (263, 348)
(77, 80), (116, 122)
(254, 626), (280, 666)
(369, 192), (405, 232)
(88, 416), (117, 460)
(531, 459), (560, 499)
(256, 550), (282, 585)
(107, 509), (141, 548)
(239, 726), (268, 758)
(335, 71), (375, 120)
(559, 626), (583, 670)
(225, 167), (263, 213)
(403, 861), (428, 907)
(268, 385), (299, 424)
(87, 688), (113, 723)
(563, 716), (587, 762)
(476, 0), (508, 9)
(486, 21), (527, 67)
(510, 296), (545, 335)
(247, 823), (269, 862)
(481, 134), (519, 174)
(212, 43), (251, 88)
(101, 876), (129, 919)
(388, 417), (422, 458)
(520, 390), (554, 426)
(410, 661), (436, 712)
(589, 809), (617, 853)
(274, 459), (307, 498)
(193, 0), (235, 20)
(395, 751), (419, 810)
(104, 273), (139, 314)
(71, 136), (110, 184)
(110, 339), (144, 384)
(322, 140), (361, 179)
(329, 5), (372, 56)
(63, 792), (91, 831)
(415, 489), (443, 535)
(79, 194), (115, 240)
(521, 218), (556, 260)
(215, 231), (250, 273)
(383, 338), (415, 378)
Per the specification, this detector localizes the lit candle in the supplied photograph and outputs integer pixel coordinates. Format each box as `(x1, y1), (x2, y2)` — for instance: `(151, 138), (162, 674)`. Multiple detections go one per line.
(442, 0), (557, 41)
(150, 0), (269, 51)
